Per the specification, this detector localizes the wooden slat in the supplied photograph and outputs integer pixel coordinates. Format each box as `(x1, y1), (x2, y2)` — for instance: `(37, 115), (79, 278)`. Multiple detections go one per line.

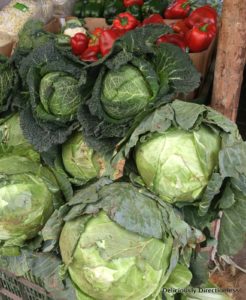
(211, 0), (246, 121)
(0, 288), (22, 300)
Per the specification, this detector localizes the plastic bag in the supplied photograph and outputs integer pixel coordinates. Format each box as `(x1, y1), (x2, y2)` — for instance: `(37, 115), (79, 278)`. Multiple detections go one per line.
(0, 0), (54, 38)
(0, 0), (11, 10)
(53, 0), (77, 16)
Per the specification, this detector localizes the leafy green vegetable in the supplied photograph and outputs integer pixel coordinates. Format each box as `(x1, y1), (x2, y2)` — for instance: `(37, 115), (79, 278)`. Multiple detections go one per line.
(101, 64), (155, 120)
(61, 131), (118, 186)
(39, 71), (82, 120)
(78, 24), (200, 145)
(115, 100), (246, 256)
(62, 132), (99, 183)
(43, 179), (203, 300)
(0, 113), (39, 161)
(17, 40), (91, 152)
(61, 211), (173, 300)
(135, 126), (221, 203)
(12, 19), (53, 65)
(0, 155), (63, 256)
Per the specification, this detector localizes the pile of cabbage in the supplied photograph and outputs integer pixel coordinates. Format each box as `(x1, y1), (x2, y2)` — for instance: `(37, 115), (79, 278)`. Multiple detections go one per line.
(0, 20), (244, 300)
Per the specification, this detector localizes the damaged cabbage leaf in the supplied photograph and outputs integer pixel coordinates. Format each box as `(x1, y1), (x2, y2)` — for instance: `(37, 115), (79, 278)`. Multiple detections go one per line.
(43, 178), (203, 300)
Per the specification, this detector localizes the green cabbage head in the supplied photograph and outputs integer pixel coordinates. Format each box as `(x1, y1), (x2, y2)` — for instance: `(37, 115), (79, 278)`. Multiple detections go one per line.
(101, 65), (154, 120)
(0, 114), (39, 160)
(39, 71), (82, 120)
(60, 211), (173, 300)
(135, 125), (221, 203)
(62, 132), (104, 183)
(0, 155), (61, 255)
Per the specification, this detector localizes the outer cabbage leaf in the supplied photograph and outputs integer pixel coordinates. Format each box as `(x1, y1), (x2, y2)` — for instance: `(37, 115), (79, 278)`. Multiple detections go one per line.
(153, 43), (200, 98)
(10, 19), (53, 69)
(218, 177), (246, 255)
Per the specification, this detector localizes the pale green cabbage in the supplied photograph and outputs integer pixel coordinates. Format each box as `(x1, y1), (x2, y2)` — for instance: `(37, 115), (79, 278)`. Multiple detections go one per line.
(135, 126), (221, 203)
(60, 211), (173, 300)
(0, 155), (61, 255)
(62, 132), (101, 183)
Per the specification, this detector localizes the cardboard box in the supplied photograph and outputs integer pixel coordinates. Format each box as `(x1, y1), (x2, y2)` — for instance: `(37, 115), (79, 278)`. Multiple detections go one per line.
(190, 38), (216, 81)
(164, 19), (182, 26)
(44, 17), (216, 101)
(0, 31), (14, 57)
(0, 0), (11, 10)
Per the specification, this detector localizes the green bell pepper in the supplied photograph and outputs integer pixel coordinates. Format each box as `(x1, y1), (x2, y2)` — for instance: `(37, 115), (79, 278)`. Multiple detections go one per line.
(142, 0), (168, 17)
(103, 0), (125, 24)
(80, 0), (105, 18)
(73, 1), (83, 17)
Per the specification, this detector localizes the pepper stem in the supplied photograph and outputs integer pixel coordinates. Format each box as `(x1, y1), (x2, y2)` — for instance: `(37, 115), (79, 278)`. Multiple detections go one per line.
(200, 24), (209, 32)
(120, 17), (129, 26)
(181, 1), (190, 9)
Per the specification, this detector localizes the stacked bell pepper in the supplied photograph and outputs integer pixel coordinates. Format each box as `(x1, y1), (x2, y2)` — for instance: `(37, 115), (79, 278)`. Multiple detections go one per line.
(160, 3), (218, 53)
(70, 12), (140, 61)
(69, 2), (218, 61)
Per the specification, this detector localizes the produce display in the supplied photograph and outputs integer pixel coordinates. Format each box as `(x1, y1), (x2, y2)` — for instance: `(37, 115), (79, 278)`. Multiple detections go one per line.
(0, 1), (244, 300)
(71, 0), (218, 54)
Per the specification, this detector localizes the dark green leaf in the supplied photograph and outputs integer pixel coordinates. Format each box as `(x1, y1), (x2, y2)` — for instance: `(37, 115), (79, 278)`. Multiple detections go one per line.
(190, 252), (209, 287)
(153, 44), (200, 96)
(218, 185), (246, 256)
(198, 173), (223, 216)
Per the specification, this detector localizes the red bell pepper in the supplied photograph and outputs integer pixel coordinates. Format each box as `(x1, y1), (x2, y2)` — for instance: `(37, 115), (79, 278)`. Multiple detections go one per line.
(88, 27), (104, 50)
(185, 5), (217, 28)
(80, 46), (101, 62)
(112, 12), (139, 31)
(185, 23), (217, 52)
(99, 29), (125, 57)
(164, 0), (191, 19)
(142, 14), (166, 25)
(124, 0), (144, 7)
(70, 33), (89, 55)
(171, 20), (190, 36)
(157, 33), (188, 52)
